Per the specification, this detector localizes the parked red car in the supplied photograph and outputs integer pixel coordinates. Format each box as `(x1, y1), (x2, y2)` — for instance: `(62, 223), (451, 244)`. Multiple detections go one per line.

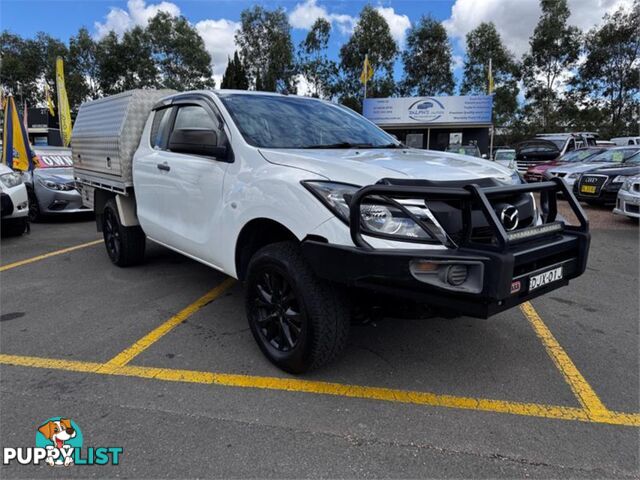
(524, 147), (606, 182)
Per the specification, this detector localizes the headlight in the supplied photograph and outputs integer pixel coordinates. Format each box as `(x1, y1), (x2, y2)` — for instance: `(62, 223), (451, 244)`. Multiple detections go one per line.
(621, 179), (632, 191)
(38, 178), (75, 191)
(302, 181), (440, 242)
(612, 175), (628, 184)
(0, 171), (23, 188)
(511, 172), (522, 184)
(566, 173), (579, 179)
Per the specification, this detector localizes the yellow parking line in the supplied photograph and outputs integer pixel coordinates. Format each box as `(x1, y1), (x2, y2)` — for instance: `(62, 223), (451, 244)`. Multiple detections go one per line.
(0, 353), (638, 427)
(0, 239), (102, 272)
(100, 277), (236, 372)
(520, 301), (610, 420)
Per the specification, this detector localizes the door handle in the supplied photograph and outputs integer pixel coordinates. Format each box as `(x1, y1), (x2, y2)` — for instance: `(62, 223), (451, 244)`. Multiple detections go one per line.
(157, 162), (170, 172)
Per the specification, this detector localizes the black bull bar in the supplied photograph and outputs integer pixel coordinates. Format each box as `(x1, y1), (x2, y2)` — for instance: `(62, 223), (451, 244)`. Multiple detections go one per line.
(301, 177), (590, 317)
(348, 177), (589, 251)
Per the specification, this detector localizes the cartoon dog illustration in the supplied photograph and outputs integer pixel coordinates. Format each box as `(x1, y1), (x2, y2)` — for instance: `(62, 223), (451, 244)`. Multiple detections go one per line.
(38, 419), (76, 466)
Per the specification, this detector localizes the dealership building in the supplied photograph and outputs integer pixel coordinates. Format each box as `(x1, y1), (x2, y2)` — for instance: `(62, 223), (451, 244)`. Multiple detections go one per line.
(363, 95), (493, 154)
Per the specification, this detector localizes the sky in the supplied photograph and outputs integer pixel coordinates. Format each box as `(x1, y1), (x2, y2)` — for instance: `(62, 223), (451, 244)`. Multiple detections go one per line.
(0, 0), (633, 93)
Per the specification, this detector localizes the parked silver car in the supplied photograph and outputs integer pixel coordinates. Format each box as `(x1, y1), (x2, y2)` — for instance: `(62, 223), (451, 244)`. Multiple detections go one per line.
(614, 175), (640, 219)
(545, 146), (640, 188)
(25, 146), (90, 221)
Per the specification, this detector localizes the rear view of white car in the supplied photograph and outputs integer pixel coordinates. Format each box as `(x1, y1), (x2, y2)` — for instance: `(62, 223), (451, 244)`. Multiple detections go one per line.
(0, 164), (29, 236)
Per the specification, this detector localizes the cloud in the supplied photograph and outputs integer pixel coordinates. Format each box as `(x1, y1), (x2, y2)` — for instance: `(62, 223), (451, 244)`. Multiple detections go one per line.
(374, 6), (411, 46)
(94, 0), (181, 38)
(289, 0), (355, 34)
(452, 54), (464, 71)
(444, 0), (633, 57)
(195, 19), (240, 76)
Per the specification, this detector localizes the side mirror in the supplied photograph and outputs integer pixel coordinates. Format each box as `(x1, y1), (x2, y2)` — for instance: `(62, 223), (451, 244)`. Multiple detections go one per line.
(168, 129), (228, 159)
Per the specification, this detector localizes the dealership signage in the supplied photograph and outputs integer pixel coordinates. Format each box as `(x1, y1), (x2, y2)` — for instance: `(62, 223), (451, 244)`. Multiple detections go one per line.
(363, 95), (493, 126)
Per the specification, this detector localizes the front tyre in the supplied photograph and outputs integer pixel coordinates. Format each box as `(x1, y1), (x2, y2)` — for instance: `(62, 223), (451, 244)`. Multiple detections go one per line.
(1, 217), (28, 237)
(102, 198), (145, 267)
(245, 242), (350, 374)
(27, 188), (41, 222)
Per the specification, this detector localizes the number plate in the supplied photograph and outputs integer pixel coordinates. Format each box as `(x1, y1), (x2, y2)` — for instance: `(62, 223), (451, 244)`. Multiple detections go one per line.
(529, 266), (563, 292)
(580, 185), (597, 194)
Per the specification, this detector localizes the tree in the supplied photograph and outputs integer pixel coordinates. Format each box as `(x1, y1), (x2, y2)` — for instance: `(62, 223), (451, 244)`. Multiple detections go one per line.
(0, 31), (45, 105)
(401, 16), (455, 96)
(69, 28), (101, 101)
(522, 0), (581, 129)
(146, 12), (215, 90)
(575, 2), (639, 136)
(337, 5), (398, 111)
(95, 28), (157, 95)
(297, 18), (337, 98)
(221, 51), (249, 90)
(235, 6), (296, 93)
(460, 22), (520, 126)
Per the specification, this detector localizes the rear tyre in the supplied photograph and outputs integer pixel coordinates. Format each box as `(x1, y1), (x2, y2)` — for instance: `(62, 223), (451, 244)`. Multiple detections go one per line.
(245, 241), (350, 374)
(1, 217), (28, 237)
(102, 198), (145, 267)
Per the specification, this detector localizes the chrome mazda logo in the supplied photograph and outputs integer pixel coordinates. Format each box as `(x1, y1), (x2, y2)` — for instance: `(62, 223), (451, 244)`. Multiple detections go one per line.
(500, 205), (519, 231)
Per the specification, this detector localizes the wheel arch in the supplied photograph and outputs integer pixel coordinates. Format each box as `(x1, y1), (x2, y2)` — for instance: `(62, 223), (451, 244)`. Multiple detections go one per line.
(235, 218), (299, 281)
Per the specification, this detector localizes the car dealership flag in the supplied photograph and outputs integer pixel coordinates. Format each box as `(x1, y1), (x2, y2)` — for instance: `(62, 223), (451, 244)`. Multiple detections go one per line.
(359, 54), (374, 86)
(56, 56), (72, 147)
(45, 83), (56, 116)
(2, 95), (35, 171)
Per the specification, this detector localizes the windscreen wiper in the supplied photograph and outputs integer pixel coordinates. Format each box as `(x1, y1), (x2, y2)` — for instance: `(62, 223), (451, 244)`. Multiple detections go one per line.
(302, 142), (374, 149)
(370, 143), (404, 149)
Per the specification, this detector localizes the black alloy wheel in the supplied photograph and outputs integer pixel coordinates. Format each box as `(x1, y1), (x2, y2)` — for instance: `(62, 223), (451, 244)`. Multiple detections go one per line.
(252, 269), (304, 352)
(103, 206), (121, 263)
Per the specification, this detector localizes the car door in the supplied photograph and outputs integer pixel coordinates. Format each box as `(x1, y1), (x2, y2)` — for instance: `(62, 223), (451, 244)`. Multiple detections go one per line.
(136, 98), (231, 266)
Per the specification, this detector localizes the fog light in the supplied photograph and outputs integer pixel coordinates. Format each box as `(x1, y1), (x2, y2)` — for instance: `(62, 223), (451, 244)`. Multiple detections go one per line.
(444, 264), (468, 286)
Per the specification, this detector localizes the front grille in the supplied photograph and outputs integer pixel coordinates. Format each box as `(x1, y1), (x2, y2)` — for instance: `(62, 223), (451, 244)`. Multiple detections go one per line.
(516, 160), (541, 173)
(625, 204), (640, 214)
(578, 174), (607, 196)
(428, 193), (536, 245)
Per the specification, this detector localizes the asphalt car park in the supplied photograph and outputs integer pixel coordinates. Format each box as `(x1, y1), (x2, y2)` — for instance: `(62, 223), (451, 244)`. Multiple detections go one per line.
(0, 204), (638, 478)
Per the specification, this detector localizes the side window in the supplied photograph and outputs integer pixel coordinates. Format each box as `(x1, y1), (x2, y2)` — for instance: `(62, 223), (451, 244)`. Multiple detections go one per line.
(566, 139), (575, 152)
(629, 140), (635, 145)
(150, 107), (173, 150)
(173, 105), (218, 132)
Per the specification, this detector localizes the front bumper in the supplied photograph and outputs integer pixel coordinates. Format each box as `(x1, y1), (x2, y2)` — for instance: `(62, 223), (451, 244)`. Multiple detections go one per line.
(302, 178), (590, 319)
(613, 190), (640, 218)
(35, 185), (91, 214)
(573, 176), (621, 204)
(1, 187), (28, 219)
(302, 232), (589, 318)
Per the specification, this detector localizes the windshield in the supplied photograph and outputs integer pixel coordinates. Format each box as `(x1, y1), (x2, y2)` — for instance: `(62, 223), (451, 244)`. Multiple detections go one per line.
(494, 151), (515, 161)
(560, 148), (603, 163)
(447, 146), (479, 156)
(587, 148), (639, 164)
(218, 93), (399, 149)
(538, 138), (566, 149)
(623, 152), (640, 165)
